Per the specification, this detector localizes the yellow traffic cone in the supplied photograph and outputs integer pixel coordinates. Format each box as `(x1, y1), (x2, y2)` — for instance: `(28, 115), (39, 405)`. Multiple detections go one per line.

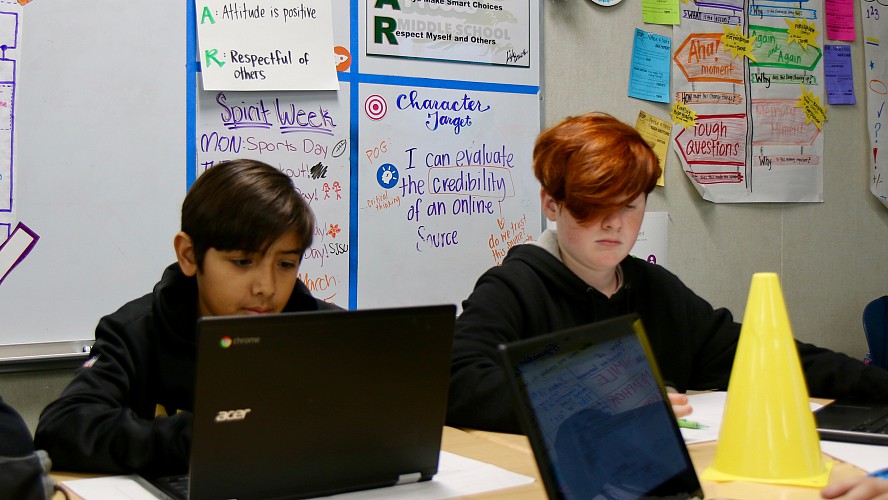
(701, 273), (832, 487)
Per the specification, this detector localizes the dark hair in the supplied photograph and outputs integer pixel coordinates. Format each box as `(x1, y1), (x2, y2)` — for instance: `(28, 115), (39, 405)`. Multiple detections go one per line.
(181, 159), (314, 270)
(533, 112), (661, 224)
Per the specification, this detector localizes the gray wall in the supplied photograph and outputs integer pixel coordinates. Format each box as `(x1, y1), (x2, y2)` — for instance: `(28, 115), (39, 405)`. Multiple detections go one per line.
(543, 1), (888, 359)
(0, 370), (73, 435)
(3, 1), (888, 437)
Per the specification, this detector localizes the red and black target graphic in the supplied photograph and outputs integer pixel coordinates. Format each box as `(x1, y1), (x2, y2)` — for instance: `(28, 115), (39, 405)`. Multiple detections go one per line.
(364, 95), (388, 121)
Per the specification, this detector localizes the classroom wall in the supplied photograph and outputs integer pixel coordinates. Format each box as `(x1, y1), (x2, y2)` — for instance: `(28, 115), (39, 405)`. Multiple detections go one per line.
(3, 1), (888, 436)
(542, 0), (888, 359)
(0, 369), (72, 433)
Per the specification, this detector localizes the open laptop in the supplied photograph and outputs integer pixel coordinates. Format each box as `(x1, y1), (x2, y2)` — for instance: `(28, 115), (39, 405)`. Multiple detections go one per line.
(498, 314), (704, 500)
(144, 304), (455, 500)
(815, 400), (888, 446)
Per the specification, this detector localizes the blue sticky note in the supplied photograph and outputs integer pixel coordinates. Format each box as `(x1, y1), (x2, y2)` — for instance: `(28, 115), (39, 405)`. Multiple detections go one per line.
(629, 29), (672, 104)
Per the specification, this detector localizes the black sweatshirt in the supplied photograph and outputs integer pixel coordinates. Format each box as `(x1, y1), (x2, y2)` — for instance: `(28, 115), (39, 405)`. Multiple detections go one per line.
(447, 240), (888, 433)
(0, 396), (33, 457)
(34, 263), (337, 475)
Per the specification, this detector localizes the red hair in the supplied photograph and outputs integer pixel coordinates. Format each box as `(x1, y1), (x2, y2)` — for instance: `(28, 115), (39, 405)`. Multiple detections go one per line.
(533, 112), (661, 224)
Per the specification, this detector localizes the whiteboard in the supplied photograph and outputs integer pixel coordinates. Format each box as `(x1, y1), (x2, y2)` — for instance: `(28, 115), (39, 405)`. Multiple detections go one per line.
(0, 1), (541, 358)
(0, 1), (185, 355)
(356, 84), (541, 308)
(192, 0), (542, 310)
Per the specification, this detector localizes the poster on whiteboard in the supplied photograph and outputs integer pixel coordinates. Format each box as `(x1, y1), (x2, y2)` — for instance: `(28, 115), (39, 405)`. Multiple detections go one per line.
(357, 84), (541, 308)
(194, 0), (339, 91)
(195, 85), (352, 305)
(365, 0), (532, 68)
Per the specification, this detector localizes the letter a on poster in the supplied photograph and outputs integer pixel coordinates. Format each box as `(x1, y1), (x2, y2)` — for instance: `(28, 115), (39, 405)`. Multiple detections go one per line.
(195, 0), (338, 91)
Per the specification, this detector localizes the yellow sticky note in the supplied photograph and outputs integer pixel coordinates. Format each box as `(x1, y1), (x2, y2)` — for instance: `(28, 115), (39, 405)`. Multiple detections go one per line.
(636, 111), (672, 187)
(795, 85), (827, 130)
(721, 25), (757, 62)
(671, 101), (697, 130)
(786, 17), (819, 49)
(642, 0), (681, 25)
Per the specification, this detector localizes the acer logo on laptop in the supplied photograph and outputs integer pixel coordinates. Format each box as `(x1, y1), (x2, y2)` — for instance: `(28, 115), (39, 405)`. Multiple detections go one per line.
(215, 409), (251, 422)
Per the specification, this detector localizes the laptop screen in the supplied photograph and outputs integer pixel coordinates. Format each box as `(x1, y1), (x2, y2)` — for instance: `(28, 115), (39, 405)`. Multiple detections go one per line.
(500, 314), (703, 500)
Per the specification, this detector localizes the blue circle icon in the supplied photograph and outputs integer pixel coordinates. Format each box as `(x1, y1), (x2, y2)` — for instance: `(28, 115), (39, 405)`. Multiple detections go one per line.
(377, 163), (399, 189)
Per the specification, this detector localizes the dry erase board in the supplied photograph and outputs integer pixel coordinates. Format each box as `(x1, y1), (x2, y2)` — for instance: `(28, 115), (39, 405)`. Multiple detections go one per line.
(0, 1), (185, 356)
(192, 0), (542, 310)
(0, 1), (541, 357)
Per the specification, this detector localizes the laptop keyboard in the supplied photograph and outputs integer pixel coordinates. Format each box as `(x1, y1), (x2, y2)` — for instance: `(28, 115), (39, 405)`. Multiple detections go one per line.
(149, 474), (189, 500)
(852, 413), (888, 433)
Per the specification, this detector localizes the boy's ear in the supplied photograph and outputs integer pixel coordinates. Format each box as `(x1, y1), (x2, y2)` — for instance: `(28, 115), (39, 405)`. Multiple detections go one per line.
(540, 189), (559, 222)
(174, 231), (198, 277)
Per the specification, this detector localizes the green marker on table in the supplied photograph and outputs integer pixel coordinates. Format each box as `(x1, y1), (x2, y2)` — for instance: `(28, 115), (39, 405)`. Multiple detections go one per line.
(677, 418), (708, 429)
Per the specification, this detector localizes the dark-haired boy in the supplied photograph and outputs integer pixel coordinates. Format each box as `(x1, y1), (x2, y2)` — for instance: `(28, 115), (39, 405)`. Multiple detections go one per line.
(34, 159), (338, 474)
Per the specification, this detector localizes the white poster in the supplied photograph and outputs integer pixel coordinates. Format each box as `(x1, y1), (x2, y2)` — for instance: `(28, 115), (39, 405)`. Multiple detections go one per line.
(366, 0), (532, 68)
(860, 0), (888, 207)
(194, 0), (338, 91)
(357, 84), (540, 308)
(671, 0), (826, 202)
(632, 212), (669, 269)
(196, 86), (351, 306)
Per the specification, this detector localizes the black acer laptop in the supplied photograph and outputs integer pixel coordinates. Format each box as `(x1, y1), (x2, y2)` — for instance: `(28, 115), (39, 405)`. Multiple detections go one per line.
(815, 400), (888, 446)
(144, 304), (456, 500)
(498, 314), (704, 500)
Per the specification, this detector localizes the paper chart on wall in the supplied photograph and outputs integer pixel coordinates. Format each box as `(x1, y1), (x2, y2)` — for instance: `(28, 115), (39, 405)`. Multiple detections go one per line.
(195, 86), (351, 306)
(859, 0), (888, 207)
(671, 0), (826, 203)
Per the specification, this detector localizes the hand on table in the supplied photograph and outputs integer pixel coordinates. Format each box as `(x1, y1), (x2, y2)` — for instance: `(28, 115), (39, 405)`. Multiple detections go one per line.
(668, 391), (693, 419)
(822, 475), (888, 499)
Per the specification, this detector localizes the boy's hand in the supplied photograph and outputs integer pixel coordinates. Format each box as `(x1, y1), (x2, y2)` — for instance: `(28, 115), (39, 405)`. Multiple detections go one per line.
(667, 391), (693, 419)
(822, 475), (888, 499)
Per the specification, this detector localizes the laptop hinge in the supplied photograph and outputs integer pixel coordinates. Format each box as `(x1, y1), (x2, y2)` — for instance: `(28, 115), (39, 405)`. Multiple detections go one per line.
(396, 472), (422, 485)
